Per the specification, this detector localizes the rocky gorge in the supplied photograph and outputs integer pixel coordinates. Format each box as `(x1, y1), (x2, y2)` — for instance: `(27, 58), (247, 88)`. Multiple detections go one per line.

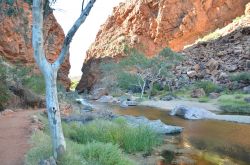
(0, 0), (70, 88)
(76, 0), (250, 93)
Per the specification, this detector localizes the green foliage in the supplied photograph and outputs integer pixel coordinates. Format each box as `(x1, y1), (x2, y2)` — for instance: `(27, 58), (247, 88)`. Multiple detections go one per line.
(70, 80), (79, 91)
(117, 72), (139, 90)
(23, 74), (45, 95)
(63, 119), (162, 153)
(229, 72), (250, 83)
(25, 131), (87, 165)
(25, 116), (138, 165)
(218, 94), (250, 114)
(151, 82), (168, 96)
(9, 64), (46, 95)
(198, 96), (210, 103)
(101, 47), (183, 97)
(195, 81), (223, 94)
(6, 6), (18, 16)
(5, 0), (14, 5)
(82, 142), (135, 165)
(25, 131), (53, 165)
(0, 59), (10, 110)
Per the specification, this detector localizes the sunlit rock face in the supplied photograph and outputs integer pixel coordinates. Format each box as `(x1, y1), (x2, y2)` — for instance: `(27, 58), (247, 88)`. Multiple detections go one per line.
(0, 1), (70, 89)
(76, 0), (249, 93)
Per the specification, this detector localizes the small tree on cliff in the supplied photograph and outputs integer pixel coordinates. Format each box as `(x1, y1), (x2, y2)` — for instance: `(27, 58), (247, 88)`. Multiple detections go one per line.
(32, 0), (96, 159)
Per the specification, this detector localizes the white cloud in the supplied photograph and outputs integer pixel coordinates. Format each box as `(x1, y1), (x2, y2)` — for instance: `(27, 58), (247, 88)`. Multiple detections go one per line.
(53, 0), (124, 78)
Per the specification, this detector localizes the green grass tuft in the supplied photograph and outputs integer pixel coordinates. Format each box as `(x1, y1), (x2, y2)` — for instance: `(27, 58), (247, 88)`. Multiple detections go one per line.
(218, 94), (250, 114)
(25, 131), (52, 165)
(23, 74), (45, 95)
(229, 72), (250, 83)
(198, 97), (210, 103)
(63, 119), (162, 153)
(82, 142), (135, 165)
(195, 81), (223, 95)
(25, 125), (136, 165)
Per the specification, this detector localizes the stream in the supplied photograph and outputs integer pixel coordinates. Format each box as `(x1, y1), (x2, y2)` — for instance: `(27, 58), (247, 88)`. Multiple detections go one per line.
(102, 104), (250, 165)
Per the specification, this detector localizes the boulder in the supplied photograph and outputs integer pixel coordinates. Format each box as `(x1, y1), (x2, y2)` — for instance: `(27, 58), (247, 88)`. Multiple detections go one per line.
(187, 71), (197, 78)
(1, 109), (14, 116)
(126, 100), (138, 106)
(9, 85), (45, 108)
(226, 65), (238, 72)
(120, 101), (129, 108)
(243, 86), (250, 94)
(191, 88), (206, 98)
(219, 72), (229, 79)
(170, 105), (215, 120)
(123, 116), (183, 134)
(206, 58), (219, 73)
(91, 88), (108, 100)
(161, 95), (176, 101)
(119, 100), (138, 108)
(97, 95), (114, 103)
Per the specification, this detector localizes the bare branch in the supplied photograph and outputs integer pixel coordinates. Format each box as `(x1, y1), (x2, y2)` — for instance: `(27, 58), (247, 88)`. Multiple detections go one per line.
(53, 0), (96, 69)
(82, 0), (85, 11)
(32, 0), (50, 74)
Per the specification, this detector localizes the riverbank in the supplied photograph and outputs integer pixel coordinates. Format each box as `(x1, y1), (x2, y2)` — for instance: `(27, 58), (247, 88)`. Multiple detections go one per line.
(139, 100), (250, 124)
(139, 100), (220, 112)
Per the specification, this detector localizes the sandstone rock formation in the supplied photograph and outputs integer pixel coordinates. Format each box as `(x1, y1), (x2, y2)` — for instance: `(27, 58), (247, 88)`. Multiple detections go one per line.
(77, 0), (249, 93)
(0, 1), (70, 88)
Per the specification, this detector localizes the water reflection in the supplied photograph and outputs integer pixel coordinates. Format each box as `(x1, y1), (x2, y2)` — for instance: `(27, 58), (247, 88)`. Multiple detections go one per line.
(109, 105), (250, 165)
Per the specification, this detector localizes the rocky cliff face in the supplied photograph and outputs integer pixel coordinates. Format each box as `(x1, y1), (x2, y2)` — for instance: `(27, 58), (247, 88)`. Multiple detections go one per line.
(76, 0), (249, 93)
(0, 1), (70, 88)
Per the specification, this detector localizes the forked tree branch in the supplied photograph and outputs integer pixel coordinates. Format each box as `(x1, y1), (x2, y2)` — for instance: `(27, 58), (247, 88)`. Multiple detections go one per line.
(53, 0), (96, 69)
(32, 0), (50, 74)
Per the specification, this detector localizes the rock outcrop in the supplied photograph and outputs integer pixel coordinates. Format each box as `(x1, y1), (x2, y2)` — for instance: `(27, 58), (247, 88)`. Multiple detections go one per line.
(176, 5), (250, 88)
(0, 1), (70, 88)
(77, 0), (249, 93)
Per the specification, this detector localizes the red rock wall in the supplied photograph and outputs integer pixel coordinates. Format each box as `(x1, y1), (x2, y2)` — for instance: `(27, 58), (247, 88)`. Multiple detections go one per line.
(76, 0), (249, 93)
(0, 1), (70, 89)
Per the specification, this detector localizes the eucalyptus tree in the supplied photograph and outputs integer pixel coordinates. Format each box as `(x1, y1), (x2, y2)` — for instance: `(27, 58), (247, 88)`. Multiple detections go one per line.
(32, 0), (96, 158)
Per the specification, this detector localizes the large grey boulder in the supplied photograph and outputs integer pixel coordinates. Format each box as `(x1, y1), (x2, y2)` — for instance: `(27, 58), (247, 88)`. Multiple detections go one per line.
(119, 100), (138, 108)
(120, 101), (128, 108)
(123, 116), (183, 134)
(170, 105), (216, 120)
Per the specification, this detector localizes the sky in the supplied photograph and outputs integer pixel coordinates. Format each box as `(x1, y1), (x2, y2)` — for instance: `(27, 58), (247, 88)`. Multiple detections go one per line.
(53, 0), (124, 78)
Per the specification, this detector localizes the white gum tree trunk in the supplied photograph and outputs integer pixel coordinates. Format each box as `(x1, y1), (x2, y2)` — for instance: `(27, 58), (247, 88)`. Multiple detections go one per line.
(45, 68), (66, 158)
(32, 0), (96, 159)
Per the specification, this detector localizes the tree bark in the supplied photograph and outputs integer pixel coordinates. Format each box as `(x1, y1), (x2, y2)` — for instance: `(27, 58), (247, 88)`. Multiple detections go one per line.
(148, 81), (155, 99)
(45, 68), (66, 159)
(141, 80), (146, 99)
(32, 0), (96, 159)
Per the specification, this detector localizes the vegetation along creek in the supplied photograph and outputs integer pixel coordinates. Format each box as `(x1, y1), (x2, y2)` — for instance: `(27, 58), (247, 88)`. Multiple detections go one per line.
(108, 104), (250, 165)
